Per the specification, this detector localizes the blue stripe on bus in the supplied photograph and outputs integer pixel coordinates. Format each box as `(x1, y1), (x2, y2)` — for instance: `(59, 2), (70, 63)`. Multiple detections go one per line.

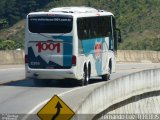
(52, 36), (73, 66)
(63, 36), (73, 66)
(52, 36), (72, 43)
(28, 47), (64, 69)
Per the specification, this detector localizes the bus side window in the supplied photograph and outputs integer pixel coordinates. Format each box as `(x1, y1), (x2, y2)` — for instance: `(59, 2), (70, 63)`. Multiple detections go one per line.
(112, 17), (117, 51)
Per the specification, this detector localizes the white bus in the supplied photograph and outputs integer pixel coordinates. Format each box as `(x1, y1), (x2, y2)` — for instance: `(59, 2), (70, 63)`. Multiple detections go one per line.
(25, 7), (121, 86)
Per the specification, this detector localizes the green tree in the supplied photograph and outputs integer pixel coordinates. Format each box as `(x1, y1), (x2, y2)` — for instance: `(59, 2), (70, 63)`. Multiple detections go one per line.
(0, 40), (16, 50)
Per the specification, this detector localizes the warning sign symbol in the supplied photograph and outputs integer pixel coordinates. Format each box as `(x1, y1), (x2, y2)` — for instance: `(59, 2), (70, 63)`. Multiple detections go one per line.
(37, 95), (75, 120)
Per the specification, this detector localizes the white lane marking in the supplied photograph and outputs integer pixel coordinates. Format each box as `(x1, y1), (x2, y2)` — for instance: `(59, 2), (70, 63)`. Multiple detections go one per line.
(22, 80), (104, 117)
(21, 86), (82, 120)
(22, 74), (138, 120)
(0, 68), (24, 72)
(22, 82), (102, 120)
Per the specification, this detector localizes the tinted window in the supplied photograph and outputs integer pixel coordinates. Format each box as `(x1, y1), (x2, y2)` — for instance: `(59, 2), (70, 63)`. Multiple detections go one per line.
(112, 17), (117, 51)
(77, 16), (112, 40)
(28, 15), (73, 33)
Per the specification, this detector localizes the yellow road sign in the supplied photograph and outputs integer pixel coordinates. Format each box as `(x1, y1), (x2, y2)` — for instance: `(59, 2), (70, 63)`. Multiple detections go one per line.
(37, 95), (75, 120)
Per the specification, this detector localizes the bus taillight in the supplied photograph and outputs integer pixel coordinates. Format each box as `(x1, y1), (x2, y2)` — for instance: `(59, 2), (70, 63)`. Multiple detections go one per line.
(72, 55), (76, 66)
(25, 55), (28, 64)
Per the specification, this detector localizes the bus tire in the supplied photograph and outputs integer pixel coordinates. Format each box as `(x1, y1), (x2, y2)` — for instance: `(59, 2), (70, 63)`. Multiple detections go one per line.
(81, 67), (89, 86)
(102, 74), (110, 81)
(102, 62), (111, 81)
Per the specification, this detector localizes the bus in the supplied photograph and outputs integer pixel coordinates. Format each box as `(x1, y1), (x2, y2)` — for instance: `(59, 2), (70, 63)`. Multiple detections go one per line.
(25, 6), (121, 86)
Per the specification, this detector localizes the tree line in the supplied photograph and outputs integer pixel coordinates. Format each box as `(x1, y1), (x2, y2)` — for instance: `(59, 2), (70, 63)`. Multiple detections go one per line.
(0, 0), (51, 29)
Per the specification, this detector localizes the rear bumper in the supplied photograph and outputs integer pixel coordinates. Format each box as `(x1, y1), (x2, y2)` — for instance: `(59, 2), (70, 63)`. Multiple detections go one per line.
(25, 65), (78, 80)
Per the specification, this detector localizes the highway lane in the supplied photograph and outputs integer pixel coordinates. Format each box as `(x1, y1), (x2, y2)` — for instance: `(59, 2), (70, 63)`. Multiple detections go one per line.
(0, 63), (160, 117)
(0, 67), (24, 84)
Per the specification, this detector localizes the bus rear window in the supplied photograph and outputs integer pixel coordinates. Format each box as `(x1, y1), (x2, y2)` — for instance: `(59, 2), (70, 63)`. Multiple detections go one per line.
(28, 15), (73, 33)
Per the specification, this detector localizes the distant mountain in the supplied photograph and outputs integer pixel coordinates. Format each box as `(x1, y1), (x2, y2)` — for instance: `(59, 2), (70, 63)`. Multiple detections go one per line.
(0, 0), (160, 50)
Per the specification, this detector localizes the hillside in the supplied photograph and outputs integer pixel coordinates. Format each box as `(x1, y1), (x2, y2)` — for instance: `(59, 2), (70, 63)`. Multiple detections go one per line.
(0, 0), (160, 50)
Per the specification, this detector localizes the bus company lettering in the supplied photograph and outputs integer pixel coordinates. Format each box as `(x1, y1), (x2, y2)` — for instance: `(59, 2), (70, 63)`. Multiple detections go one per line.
(36, 41), (60, 53)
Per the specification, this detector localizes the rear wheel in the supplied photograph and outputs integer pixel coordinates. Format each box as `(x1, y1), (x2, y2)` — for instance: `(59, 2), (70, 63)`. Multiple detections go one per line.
(81, 67), (89, 86)
(102, 63), (111, 81)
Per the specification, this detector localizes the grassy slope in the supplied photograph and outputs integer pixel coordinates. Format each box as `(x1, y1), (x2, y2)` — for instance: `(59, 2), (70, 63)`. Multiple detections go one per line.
(117, 0), (160, 50)
(0, 0), (160, 50)
(0, 20), (25, 49)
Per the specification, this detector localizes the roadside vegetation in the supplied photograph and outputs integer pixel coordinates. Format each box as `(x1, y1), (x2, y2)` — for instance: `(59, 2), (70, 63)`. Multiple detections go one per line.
(0, 0), (159, 50)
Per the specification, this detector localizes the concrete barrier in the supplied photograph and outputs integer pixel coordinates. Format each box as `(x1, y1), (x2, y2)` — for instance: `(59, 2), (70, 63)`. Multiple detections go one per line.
(0, 50), (160, 64)
(0, 50), (24, 64)
(117, 50), (160, 63)
(73, 68), (160, 120)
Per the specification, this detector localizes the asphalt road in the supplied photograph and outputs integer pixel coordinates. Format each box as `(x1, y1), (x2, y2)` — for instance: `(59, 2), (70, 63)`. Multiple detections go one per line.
(0, 63), (160, 119)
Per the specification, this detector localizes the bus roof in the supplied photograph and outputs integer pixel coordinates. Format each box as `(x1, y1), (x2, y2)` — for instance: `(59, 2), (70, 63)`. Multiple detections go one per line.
(49, 6), (98, 13)
(28, 6), (114, 17)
